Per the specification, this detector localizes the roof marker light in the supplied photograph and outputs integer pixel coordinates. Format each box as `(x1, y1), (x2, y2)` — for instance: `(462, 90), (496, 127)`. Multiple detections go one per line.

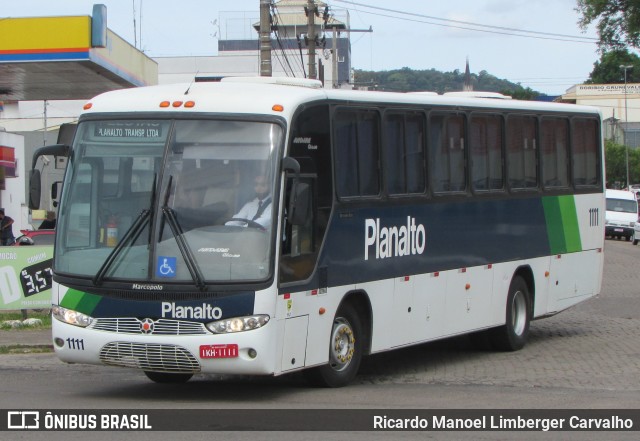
(83, 103), (93, 110)
(272, 104), (284, 112)
(172, 101), (183, 108)
(184, 101), (195, 108)
(160, 101), (170, 108)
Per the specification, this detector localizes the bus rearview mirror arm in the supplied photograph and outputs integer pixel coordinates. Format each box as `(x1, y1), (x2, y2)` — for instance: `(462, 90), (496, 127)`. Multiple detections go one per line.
(282, 156), (310, 226)
(29, 144), (70, 210)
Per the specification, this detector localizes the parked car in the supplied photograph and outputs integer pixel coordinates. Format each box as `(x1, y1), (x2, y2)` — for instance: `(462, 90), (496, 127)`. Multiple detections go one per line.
(605, 189), (638, 241)
(13, 229), (55, 246)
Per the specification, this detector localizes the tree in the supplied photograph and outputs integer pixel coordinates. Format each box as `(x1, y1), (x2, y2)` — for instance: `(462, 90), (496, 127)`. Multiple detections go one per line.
(500, 87), (539, 100)
(577, 0), (640, 51)
(586, 49), (640, 83)
(352, 67), (541, 97)
(605, 139), (640, 187)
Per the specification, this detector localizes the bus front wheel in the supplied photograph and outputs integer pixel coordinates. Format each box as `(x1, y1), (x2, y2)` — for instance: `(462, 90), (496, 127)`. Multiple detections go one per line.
(305, 303), (364, 388)
(144, 371), (193, 383)
(490, 276), (531, 351)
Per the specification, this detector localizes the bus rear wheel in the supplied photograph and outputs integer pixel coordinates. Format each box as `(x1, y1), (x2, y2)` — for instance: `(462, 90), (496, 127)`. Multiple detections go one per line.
(490, 276), (531, 351)
(305, 303), (364, 388)
(144, 371), (193, 383)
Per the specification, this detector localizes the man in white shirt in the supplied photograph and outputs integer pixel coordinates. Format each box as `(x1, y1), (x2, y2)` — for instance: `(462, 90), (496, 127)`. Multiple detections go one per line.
(227, 175), (271, 229)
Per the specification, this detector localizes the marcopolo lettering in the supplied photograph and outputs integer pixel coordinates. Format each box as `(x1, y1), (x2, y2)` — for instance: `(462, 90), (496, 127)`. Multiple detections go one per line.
(162, 302), (223, 320)
(132, 283), (163, 290)
(365, 216), (426, 260)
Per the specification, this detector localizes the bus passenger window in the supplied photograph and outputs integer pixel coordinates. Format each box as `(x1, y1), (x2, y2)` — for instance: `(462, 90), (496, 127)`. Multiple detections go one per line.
(384, 113), (426, 195)
(507, 116), (538, 190)
(572, 118), (600, 187)
(540, 118), (569, 189)
(470, 115), (503, 192)
(430, 113), (466, 193)
(334, 109), (380, 198)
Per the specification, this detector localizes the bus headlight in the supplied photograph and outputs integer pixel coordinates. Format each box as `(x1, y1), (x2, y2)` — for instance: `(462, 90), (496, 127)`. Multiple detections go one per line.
(205, 315), (270, 334)
(52, 305), (93, 328)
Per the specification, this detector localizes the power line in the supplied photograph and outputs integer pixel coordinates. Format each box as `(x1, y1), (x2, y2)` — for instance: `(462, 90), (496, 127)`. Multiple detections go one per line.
(271, 4), (306, 77)
(334, 0), (598, 44)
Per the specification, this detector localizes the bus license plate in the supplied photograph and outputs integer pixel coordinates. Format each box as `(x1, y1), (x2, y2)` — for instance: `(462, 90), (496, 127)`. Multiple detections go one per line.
(199, 344), (239, 359)
(615, 228), (624, 232)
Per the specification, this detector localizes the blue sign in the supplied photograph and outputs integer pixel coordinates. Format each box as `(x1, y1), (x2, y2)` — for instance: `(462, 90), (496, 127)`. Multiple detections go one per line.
(156, 256), (177, 278)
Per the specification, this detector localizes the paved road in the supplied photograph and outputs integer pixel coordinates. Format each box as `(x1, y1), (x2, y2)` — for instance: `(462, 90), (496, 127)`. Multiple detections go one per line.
(0, 239), (638, 440)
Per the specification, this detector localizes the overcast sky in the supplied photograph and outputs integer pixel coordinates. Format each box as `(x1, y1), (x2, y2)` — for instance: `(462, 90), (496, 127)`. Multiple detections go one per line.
(3, 0), (601, 95)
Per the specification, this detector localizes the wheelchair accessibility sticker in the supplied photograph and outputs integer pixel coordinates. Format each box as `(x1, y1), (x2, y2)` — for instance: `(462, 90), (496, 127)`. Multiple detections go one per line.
(156, 256), (177, 278)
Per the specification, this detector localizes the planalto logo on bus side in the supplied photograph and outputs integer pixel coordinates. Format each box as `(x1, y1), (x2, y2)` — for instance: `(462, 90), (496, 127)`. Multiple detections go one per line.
(364, 216), (426, 260)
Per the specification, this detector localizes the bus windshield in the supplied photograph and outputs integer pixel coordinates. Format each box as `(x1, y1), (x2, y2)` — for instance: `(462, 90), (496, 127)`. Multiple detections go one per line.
(55, 118), (283, 286)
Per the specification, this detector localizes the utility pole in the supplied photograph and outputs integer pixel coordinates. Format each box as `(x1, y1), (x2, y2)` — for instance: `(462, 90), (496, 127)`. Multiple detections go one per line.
(306, 0), (317, 80)
(259, 0), (272, 77)
(326, 24), (372, 88)
(621, 64), (633, 187)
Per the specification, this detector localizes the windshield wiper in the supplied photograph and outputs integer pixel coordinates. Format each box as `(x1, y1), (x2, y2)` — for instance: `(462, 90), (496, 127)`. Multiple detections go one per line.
(160, 176), (207, 291)
(93, 174), (158, 286)
(93, 208), (151, 286)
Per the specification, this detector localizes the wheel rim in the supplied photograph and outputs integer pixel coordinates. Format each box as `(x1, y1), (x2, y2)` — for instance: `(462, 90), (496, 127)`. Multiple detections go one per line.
(511, 290), (527, 336)
(329, 317), (355, 372)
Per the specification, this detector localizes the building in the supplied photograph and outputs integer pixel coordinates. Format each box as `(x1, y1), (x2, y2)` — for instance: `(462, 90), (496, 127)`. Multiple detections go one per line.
(0, 1), (354, 230)
(558, 83), (640, 147)
(158, 0), (350, 87)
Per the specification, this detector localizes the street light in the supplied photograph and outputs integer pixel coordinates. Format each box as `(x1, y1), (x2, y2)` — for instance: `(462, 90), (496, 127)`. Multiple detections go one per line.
(621, 64), (633, 188)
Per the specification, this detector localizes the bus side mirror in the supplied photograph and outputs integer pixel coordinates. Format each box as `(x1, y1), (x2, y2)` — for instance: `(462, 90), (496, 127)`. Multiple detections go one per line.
(288, 181), (311, 226)
(30, 144), (70, 209)
(29, 169), (41, 210)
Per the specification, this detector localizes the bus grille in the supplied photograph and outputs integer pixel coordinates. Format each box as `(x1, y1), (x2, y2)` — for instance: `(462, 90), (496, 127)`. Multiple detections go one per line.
(90, 318), (208, 335)
(99, 342), (201, 373)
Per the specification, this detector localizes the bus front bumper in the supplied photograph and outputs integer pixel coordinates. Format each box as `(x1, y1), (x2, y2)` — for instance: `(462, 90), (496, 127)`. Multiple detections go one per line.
(52, 318), (278, 376)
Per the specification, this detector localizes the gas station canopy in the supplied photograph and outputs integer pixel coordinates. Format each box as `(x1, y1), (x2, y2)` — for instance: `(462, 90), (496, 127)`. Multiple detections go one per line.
(0, 5), (157, 101)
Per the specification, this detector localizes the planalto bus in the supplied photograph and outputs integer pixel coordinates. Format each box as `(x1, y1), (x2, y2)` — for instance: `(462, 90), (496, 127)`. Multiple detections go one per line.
(30, 77), (605, 387)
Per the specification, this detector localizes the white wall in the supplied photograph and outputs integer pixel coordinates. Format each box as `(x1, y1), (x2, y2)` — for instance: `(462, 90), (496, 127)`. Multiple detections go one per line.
(0, 101), (82, 133)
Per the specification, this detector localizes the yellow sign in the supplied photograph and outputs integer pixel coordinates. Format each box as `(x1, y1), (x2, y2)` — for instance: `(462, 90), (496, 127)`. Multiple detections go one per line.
(0, 17), (91, 52)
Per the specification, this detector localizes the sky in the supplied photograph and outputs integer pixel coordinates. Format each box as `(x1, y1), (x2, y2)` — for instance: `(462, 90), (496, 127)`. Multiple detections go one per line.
(2, 0), (602, 95)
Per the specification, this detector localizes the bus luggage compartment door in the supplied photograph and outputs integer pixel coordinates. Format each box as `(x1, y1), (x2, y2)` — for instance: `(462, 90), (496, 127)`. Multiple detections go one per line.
(281, 315), (309, 371)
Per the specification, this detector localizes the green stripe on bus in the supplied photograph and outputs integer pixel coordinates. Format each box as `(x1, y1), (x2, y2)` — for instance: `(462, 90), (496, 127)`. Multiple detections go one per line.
(542, 197), (565, 254)
(542, 196), (582, 254)
(60, 289), (101, 314)
(558, 195), (582, 253)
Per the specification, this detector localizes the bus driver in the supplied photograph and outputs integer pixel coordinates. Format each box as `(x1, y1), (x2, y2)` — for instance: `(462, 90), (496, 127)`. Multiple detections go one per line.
(226, 175), (272, 229)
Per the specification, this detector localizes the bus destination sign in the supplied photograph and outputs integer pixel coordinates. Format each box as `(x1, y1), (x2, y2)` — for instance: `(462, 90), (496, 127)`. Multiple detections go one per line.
(93, 122), (163, 139)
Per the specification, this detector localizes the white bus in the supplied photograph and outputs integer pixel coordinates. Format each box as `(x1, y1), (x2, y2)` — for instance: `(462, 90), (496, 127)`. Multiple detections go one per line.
(33, 77), (604, 387)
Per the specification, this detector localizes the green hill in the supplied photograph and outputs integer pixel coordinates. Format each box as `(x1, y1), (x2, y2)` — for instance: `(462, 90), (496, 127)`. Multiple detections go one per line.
(353, 67), (542, 99)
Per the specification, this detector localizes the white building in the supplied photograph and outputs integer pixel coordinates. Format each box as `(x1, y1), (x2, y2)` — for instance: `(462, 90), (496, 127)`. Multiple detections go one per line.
(559, 83), (640, 147)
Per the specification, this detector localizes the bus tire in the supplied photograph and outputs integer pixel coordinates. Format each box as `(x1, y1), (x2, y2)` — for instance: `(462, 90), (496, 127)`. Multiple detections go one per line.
(304, 303), (364, 388)
(490, 276), (531, 351)
(144, 371), (193, 383)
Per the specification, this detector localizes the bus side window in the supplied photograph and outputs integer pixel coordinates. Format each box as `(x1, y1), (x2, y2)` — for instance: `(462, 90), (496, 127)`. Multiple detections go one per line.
(540, 117), (569, 189)
(572, 118), (600, 187)
(507, 115), (538, 190)
(430, 113), (466, 193)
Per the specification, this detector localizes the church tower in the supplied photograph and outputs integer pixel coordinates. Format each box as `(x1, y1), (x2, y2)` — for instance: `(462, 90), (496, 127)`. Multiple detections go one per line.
(463, 57), (473, 91)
